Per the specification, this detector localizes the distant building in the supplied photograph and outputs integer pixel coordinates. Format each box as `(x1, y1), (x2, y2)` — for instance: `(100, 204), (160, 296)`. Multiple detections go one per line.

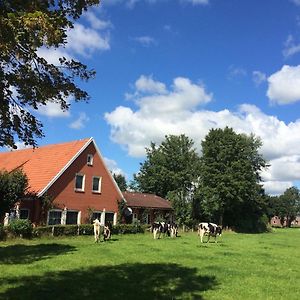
(123, 191), (174, 224)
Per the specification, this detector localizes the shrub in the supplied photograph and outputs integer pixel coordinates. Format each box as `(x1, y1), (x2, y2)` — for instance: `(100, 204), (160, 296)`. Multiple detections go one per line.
(7, 219), (33, 238)
(0, 224), (6, 240)
(78, 224), (94, 235)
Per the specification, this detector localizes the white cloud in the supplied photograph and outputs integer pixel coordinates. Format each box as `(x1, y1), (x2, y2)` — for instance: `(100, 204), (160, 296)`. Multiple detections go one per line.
(283, 35), (300, 59)
(104, 157), (126, 176)
(182, 0), (209, 5)
(252, 71), (267, 86)
(262, 181), (293, 196)
(105, 76), (300, 194)
(267, 65), (300, 104)
(228, 65), (247, 80)
(133, 36), (157, 47)
(135, 75), (167, 94)
(37, 101), (70, 118)
(67, 23), (110, 57)
(69, 112), (90, 129)
(84, 11), (112, 30)
(37, 48), (72, 65)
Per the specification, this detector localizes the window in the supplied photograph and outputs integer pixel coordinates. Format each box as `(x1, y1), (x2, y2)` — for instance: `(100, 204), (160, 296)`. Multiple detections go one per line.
(105, 212), (114, 226)
(91, 212), (102, 223)
(92, 176), (102, 193)
(66, 211), (79, 225)
(87, 154), (93, 166)
(20, 209), (29, 220)
(48, 210), (62, 225)
(75, 174), (85, 191)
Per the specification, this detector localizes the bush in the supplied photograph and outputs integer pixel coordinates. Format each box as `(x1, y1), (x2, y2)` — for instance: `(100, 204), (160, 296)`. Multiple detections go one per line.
(78, 224), (94, 235)
(0, 224), (7, 240)
(7, 219), (33, 238)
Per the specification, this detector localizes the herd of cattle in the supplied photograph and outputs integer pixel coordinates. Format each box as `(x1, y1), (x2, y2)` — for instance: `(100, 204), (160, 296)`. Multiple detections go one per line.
(93, 218), (222, 243)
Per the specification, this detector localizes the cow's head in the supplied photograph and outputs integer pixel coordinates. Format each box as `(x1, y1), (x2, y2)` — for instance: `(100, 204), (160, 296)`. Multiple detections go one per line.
(216, 226), (222, 236)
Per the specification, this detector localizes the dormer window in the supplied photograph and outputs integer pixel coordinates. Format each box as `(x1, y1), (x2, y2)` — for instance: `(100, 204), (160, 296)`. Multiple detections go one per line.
(87, 154), (93, 166)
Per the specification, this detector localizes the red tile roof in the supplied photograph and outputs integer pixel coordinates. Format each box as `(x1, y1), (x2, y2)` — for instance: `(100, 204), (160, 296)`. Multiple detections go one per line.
(0, 138), (91, 195)
(123, 191), (172, 209)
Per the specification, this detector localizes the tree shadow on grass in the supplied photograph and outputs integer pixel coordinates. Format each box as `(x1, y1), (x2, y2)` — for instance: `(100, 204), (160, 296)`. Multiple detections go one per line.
(0, 244), (76, 264)
(0, 263), (217, 299)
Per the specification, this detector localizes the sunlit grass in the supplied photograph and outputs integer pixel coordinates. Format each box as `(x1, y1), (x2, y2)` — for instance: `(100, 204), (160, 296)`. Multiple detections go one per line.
(0, 228), (299, 299)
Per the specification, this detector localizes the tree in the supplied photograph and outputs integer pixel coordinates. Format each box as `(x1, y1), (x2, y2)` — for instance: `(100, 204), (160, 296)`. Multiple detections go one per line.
(199, 127), (268, 232)
(277, 187), (300, 227)
(113, 173), (127, 192)
(0, 0), (99, 148)
(0, 169), (29, 219)
(132, 134), (201, 225)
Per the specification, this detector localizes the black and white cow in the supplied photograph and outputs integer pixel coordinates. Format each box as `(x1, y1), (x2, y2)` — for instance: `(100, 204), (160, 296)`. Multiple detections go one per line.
(152, 222), (178, 239)
(198, 222), (222, 243)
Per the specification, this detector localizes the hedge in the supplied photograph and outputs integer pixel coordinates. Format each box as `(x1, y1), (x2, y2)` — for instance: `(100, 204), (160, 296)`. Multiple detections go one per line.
(32, 223), (149, 238)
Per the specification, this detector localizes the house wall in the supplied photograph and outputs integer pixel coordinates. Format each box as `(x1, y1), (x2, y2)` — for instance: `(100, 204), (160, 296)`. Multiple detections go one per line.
(29, 142), (121, 225)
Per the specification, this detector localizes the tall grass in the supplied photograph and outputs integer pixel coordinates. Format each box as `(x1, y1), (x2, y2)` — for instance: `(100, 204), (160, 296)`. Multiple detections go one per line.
(0, 228), (299, 299)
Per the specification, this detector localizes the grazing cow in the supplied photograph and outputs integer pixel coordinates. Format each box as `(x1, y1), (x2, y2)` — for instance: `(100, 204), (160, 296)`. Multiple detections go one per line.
(93, 218), (101, 243)
(198, 222), (222, 243)
(152, 222), (164, 239)
(170, 222), (178, 238)
(152, 222), (178, 239)
(103, 225), (111, 241)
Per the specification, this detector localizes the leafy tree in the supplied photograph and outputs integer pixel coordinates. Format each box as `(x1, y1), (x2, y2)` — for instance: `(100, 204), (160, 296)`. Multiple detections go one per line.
(277, 187), (300, 227)
(132, 134), (201, 225)
(0, 169), (29, 219)
(113, 173), (127, 192)
(0, 0), (99, 148)
(199, 127), (268, 232)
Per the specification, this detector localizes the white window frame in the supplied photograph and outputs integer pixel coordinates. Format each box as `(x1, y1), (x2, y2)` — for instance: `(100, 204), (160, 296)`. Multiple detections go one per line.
(87, 154), (94, 166)
(92, 176), (102, 193)
(75, 173), (85, 192)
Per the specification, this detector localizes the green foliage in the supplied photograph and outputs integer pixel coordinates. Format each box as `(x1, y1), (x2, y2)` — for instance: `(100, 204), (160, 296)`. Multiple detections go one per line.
(0, 224), (6, 240)
(274, 187), (300, 227)
(199, 127), (268, 231)
(113, 173), (128, 191)
(7, 219), (33, 238)
(0, 0), (99, 148)
(132, 134), (201, 225)
(32, 223), (146, 237)
(0, 169), (29, 219)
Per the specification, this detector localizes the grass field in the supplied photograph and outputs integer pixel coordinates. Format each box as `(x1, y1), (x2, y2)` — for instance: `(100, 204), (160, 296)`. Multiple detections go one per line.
(0, 228), (299, 300)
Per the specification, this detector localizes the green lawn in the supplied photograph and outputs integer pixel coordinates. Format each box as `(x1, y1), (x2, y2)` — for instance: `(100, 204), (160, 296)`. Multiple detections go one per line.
(0, 229), (299, 299)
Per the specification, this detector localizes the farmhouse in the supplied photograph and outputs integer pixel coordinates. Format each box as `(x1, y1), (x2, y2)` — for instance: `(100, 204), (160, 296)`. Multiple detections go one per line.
(0, 138), (123, 226)
(123, 191), (174, 224)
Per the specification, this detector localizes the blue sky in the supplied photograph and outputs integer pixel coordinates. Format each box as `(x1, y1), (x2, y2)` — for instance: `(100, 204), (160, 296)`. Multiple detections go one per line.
(13, 0), (300, 194)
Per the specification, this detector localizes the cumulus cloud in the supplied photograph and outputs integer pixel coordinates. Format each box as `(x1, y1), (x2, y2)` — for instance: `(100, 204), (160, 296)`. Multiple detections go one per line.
(105, 76), (300, 195)
(104, 157), (126, 176)
(182, 0), (209, 5)
(267, 65), (300, 104)
(69, 112), (90, 129)
(37, 101), (70, 118)
(228, 65), (247, 80)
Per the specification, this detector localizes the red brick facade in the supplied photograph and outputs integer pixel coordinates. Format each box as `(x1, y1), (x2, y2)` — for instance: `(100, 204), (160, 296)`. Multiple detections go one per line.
(1, 138), (123, 226)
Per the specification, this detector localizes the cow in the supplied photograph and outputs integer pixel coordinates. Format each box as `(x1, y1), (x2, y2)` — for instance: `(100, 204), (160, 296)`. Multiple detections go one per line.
(93, 218), (101, 243)
(198, 222), (222, 243)
(170, 222), (178, 238)
(103, 225), (111, 241)
(152, 222), (178, 239)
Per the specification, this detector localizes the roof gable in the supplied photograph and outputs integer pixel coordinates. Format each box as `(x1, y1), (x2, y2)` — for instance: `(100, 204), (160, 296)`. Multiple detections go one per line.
(0, 138), (91, 196)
